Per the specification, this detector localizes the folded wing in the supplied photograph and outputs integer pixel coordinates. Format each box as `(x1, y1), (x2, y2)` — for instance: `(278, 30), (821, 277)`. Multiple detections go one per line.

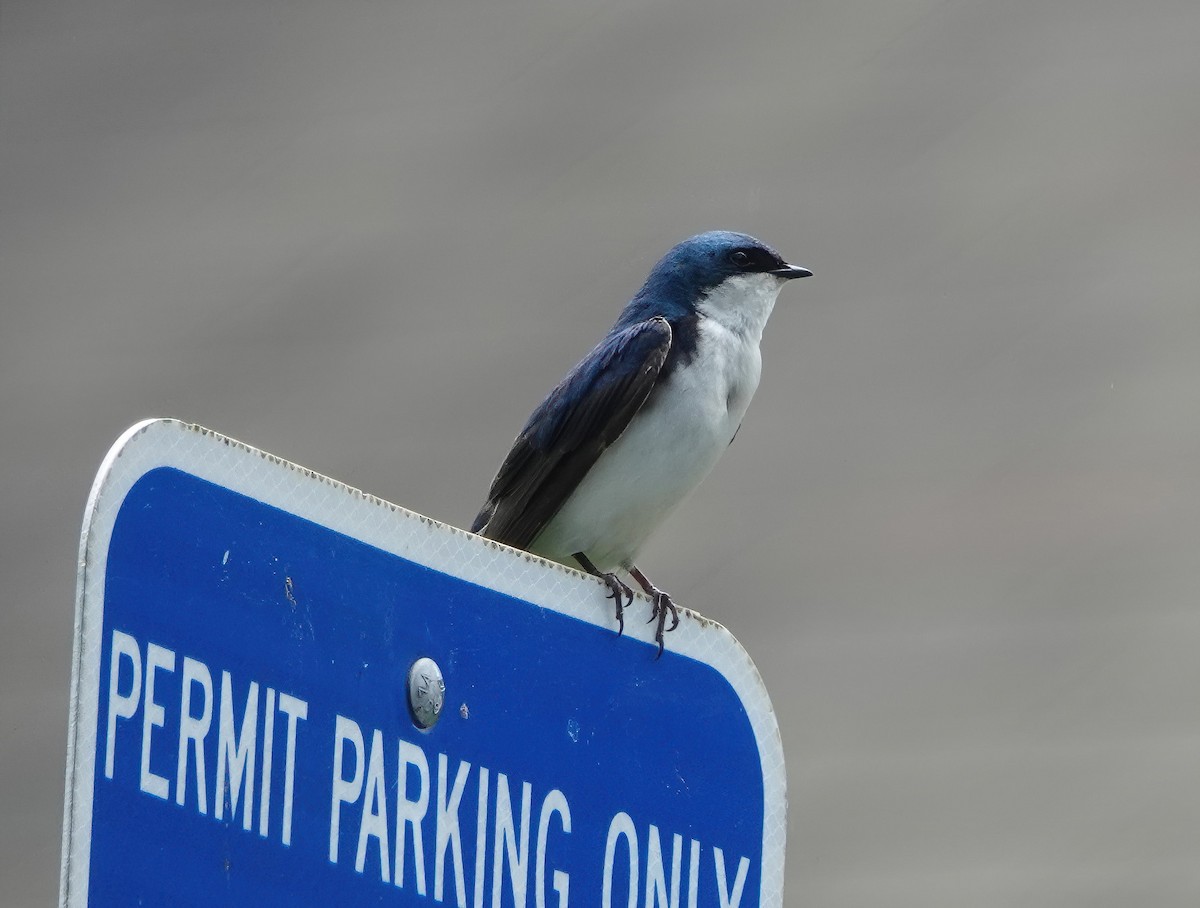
(472, 316), (672, 549)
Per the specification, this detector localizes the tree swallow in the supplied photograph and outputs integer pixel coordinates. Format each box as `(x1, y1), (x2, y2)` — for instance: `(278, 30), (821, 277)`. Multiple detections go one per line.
(472, 231), (811, 655)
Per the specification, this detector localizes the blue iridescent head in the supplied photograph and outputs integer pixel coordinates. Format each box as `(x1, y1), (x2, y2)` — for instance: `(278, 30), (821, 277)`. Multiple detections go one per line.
(623, 231), (810, 322)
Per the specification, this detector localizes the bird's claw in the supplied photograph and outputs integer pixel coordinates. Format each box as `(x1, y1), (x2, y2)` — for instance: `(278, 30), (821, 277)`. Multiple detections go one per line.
(625, 564), (680, 658)
(573, 555), (679, 654)
(573, 553), (634, 637)
(646, 591), (679, 659)
(600, 572), (633, 636)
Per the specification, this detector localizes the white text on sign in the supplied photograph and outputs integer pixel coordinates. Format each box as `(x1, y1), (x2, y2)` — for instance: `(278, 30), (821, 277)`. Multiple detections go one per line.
(102, 628), (752, 907)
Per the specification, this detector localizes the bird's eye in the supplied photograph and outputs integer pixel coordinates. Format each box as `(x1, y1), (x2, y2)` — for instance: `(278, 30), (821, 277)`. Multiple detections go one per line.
(729, 250), (750, 267)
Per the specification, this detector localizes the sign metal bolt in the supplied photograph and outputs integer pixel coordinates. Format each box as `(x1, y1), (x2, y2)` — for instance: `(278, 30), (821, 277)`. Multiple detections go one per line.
(407, 657), (445, 729)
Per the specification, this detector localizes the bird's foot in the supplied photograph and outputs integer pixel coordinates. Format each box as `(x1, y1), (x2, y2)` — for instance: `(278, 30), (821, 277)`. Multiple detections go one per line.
(628, 565), (680, 659)
(646, 591), (679, 659)
(601, 573), (633, 635)
(574, 552), (633, 636)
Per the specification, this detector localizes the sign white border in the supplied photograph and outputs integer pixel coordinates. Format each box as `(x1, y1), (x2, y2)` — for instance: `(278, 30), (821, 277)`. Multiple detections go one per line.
(60, 418), (786, 906)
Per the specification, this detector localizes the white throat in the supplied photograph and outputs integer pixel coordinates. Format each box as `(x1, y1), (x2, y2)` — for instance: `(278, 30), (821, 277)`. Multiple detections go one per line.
(694, 273), (785, 344)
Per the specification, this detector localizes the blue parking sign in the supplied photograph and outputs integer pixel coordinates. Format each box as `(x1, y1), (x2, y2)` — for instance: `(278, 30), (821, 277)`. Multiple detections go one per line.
(61, 420), (786, 907)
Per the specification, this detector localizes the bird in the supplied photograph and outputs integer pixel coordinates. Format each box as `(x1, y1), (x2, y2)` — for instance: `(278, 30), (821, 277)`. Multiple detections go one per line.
(471, 231), (811, 655)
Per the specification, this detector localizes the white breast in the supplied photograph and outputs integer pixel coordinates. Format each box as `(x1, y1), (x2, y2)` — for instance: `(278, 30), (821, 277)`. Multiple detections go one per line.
(530, 273), (785, 570)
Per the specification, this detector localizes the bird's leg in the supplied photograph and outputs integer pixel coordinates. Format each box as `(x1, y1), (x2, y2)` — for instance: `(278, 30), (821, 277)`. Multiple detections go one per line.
(574, 552), (632, 636)
(627, 564), (680, 658)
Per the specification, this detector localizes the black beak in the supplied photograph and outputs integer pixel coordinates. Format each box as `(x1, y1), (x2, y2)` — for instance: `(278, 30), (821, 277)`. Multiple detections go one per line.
(769, 264), (813, 280)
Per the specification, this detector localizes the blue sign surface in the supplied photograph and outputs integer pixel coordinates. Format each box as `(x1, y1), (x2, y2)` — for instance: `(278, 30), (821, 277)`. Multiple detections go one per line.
(62, 421), (785, 907)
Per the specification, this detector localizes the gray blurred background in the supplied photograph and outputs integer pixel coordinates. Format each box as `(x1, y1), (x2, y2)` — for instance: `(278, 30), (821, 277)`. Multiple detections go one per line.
(3, 0), (1199, 904)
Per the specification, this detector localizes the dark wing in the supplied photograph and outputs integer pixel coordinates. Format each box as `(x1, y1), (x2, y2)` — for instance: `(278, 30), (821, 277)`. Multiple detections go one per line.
(471, 316), (672, 549)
